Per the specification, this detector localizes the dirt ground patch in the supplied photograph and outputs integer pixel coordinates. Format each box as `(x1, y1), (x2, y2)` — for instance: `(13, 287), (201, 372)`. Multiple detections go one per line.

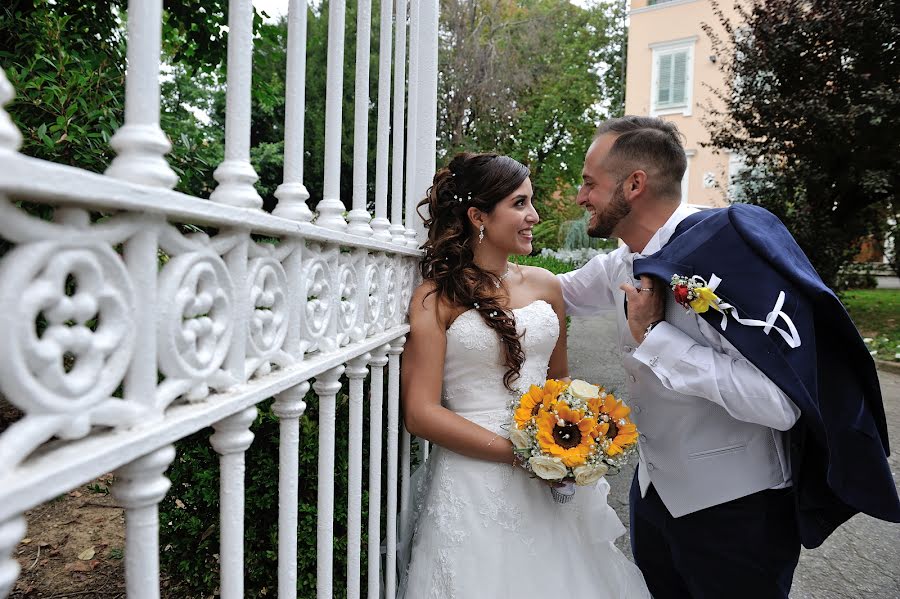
(11, 475), (126, 599)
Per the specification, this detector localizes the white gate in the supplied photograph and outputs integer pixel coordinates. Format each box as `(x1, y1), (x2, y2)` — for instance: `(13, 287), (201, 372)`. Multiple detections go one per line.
(0, 0), (438, 597)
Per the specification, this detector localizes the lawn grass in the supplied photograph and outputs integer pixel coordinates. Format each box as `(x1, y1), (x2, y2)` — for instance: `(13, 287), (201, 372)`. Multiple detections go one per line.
(842, 289), (900, 362)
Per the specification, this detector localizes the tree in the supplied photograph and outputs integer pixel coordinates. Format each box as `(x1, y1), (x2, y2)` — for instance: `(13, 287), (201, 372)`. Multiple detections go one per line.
(437, 0), (626, 250)
(0, 0), (235, 175)
(703, 0), (899, 290)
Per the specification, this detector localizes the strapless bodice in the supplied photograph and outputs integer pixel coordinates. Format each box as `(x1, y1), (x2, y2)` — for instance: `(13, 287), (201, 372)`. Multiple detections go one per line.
(441, 300), (559, 428)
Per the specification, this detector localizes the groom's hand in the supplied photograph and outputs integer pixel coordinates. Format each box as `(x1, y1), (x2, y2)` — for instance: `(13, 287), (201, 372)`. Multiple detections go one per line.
(620, 275), (665, 344)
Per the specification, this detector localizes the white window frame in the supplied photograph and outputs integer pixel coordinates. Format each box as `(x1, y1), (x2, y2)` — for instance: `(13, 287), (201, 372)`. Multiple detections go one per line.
(650, 36), (696, 117)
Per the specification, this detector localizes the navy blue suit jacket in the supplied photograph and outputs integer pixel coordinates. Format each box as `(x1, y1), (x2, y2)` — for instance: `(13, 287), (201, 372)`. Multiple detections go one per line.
(634, 204), (900, 549)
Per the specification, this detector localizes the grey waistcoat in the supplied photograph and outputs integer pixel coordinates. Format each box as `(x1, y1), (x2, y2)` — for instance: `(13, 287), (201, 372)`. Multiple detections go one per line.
(618, 287), (790, 518)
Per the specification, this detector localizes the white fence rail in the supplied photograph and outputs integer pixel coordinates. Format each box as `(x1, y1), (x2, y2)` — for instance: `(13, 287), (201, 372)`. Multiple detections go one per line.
(0, 0), (438, 597)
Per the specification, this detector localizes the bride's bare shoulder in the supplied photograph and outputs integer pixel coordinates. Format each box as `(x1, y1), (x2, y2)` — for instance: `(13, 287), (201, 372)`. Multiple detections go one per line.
(409, 281), (452, 329)
(516, 263), (562, 291)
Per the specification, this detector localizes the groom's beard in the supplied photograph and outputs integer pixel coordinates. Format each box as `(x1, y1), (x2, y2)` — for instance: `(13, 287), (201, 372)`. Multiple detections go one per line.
(587, 185), (630, 238)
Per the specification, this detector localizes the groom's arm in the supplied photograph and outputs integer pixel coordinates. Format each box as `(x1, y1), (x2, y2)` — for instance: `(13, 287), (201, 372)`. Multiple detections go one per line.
(633, 321), (801, 431)
(556, 251), (620, 316)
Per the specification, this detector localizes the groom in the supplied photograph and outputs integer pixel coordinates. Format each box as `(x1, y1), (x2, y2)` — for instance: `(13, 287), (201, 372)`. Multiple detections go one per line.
(557, 116), (900, 598)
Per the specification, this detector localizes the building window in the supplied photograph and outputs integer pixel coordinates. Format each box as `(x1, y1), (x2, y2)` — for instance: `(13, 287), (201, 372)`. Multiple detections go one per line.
(650, 37), (696, 116)
(648, 0), (679, 5)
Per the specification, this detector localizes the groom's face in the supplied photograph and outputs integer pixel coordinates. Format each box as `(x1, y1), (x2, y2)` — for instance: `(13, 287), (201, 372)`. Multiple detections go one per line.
(577, 134), (631, 238)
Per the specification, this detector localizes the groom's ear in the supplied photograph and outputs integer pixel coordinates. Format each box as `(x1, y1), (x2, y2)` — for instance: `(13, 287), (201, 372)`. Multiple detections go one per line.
(625, 170), (648, 201)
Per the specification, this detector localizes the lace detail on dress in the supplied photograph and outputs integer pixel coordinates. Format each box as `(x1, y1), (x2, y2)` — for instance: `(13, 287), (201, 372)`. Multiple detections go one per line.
(446, 309), (494, 352)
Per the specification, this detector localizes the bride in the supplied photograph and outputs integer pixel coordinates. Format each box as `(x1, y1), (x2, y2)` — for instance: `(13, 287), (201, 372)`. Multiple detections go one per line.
(398, 152), (650, 598)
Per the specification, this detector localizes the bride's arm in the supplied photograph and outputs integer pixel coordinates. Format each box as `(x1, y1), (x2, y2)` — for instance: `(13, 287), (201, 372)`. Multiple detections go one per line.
(401, 284), (517, 464)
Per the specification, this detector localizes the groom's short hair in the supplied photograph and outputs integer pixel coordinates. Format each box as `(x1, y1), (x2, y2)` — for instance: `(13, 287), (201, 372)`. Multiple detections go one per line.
(595, 116), (687, 201)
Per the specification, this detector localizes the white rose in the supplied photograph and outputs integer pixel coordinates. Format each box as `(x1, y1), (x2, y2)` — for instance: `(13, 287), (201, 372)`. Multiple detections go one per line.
(528, 456), (568, 480)
(568, 379), (601, 401)
(509, 428), (532, 450)
(573, 463), (608, 486)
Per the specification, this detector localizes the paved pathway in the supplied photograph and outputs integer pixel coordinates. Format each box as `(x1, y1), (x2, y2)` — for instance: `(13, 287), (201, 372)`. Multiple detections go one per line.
(567, 312), (900, 599)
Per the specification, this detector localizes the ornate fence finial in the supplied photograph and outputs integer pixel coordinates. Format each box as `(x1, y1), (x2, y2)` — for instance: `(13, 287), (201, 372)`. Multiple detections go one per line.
(273, 0), (314, 223)
(104, 0), (178, 188)
(210, 0), (264, 210)
(0, 69), (23, 153)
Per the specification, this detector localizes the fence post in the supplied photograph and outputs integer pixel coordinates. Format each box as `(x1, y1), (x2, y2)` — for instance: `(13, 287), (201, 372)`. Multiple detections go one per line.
(210, 0), (263, 209)
(112, 445), (177, 599)
(0, 517), (26, 598)
(383, 336), (405, 598)
(314, 365), (345, 599)
(348, 0), (375, 238)
(389, 0), (409, 246)
(274, 0), (314, 222)
(210, 407), (258, 599)
(317, 0), (350, 231)
(367, 344), (390, 598)
(345, 354), (370, 598)
(272, 382), (310, 599)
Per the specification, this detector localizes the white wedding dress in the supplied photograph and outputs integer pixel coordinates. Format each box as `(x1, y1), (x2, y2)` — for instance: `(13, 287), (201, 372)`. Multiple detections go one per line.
(398, 300), (650, 598)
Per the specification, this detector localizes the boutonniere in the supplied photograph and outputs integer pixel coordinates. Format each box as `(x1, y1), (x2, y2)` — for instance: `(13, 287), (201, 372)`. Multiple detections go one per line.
(670, 274), (722, 314)
(669, 273), (803, 349)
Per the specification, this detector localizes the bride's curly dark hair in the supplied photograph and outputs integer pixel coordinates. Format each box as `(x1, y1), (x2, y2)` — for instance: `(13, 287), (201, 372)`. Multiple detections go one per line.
(416, 152), (531, 392)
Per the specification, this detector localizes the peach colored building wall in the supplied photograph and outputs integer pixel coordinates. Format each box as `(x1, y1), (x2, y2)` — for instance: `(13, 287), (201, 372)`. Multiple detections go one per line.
(625, 0), (737, 208)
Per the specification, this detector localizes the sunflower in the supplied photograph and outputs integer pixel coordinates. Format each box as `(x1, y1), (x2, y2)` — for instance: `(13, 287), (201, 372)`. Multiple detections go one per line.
(535, 401), (597, 468)
(606, 422), (639, 456)
(598, 393), (630, 421)
(593, 394), (639, 454)
(513, 379), (567, 429)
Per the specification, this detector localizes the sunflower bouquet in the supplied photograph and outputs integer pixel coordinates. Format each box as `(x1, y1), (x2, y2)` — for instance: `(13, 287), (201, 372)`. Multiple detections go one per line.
(509, 379), (639, 503)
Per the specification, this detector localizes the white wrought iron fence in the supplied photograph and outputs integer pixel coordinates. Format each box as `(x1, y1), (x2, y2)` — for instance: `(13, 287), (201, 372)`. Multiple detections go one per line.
(0, 0), (438, 597)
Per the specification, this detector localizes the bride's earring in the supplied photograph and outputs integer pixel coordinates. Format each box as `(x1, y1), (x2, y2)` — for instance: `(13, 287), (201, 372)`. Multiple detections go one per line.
(478, 224), (485, 244)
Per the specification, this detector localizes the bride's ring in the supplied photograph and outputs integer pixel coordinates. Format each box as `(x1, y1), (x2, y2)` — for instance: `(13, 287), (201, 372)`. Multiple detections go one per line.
(639, 287), (654, 293)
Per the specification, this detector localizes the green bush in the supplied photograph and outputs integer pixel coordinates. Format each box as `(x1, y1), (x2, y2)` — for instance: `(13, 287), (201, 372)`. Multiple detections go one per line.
(160, 382), (387, 598)
(839, 263), (879, 290)
(511, 254), (577, 275)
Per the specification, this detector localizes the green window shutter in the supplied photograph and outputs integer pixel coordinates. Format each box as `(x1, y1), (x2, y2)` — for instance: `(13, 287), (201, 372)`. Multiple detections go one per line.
(671, 50), (688, 105)
(657, 53), (673, 105)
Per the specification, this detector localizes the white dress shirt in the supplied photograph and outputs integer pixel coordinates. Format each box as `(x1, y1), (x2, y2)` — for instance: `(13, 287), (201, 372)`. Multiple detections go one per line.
(557, 205), (799, 485)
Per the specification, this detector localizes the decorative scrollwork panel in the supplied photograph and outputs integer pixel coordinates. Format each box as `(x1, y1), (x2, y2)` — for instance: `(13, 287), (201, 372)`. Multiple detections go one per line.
(300, 243), (339, 355)
(0, 239), (142, 471)
(337, 248), (367, 347)
(364, 252), (386, 337)
(246, 251), (291, 376)
(156, 249), (235, 407)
